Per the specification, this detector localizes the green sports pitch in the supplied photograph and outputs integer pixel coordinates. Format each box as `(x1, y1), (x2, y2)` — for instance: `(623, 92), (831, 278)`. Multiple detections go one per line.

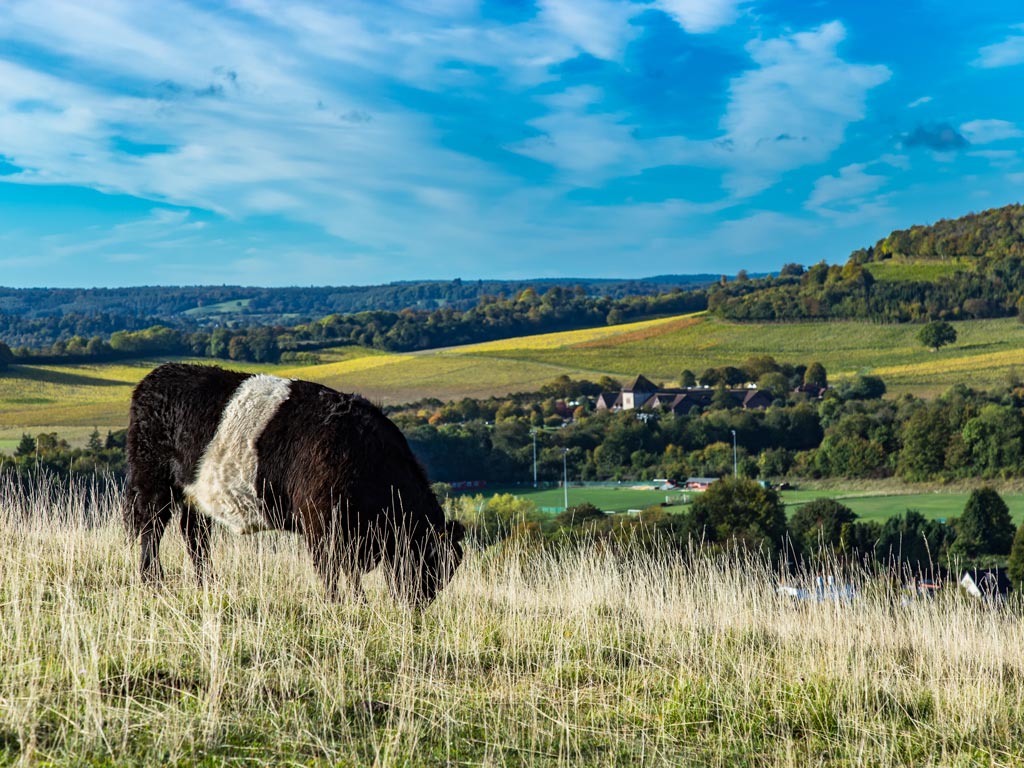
(460, 485), (1024, 524)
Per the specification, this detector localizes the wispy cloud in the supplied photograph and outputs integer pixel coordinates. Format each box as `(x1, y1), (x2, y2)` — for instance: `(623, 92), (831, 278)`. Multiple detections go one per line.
(719, 21), (891, 195)
(0, 1), (1012, 286)
(973, 28), (1024, 69)
(960, 119), (1023, 144)
(806, 163), (887, 211)
(654, 0), (747, 35)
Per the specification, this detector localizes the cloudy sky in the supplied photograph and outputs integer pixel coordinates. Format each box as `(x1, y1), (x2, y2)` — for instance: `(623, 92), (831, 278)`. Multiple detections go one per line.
(1, 0), (1023, 287)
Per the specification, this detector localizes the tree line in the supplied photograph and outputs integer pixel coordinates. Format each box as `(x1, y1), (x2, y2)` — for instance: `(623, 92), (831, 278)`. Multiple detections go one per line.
(389, 363), (1024, 488)
(2, 286), (708, 363)
(0, 277), (713, 349)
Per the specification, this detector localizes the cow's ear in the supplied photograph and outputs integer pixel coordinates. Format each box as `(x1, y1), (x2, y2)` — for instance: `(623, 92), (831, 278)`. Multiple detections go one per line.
(445, 519), (466, 544)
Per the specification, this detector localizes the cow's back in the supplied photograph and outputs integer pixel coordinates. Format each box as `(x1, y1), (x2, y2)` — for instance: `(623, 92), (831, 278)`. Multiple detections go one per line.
(128, 363), (249, 488)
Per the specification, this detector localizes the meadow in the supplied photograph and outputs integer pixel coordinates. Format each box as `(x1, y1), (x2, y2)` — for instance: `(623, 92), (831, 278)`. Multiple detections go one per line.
(863, 258), (970, 283)
(3, 474), (1024, 767)
(2, 312), (1023, 434)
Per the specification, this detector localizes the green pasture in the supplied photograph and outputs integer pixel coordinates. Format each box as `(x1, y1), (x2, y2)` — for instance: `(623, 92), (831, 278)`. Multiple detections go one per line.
(183, 297), (253, 317)
(864, 258), (970, 283)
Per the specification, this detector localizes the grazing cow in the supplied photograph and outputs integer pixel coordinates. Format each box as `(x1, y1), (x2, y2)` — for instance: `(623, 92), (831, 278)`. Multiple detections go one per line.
(125, 363), (464, 607)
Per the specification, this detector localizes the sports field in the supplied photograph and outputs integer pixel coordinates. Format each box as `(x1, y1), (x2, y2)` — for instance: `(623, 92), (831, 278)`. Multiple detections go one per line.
(472, 485), (1024, 524)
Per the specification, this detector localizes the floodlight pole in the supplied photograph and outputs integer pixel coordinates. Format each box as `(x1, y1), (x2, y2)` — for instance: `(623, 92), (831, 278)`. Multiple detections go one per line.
(562, 448), (569, 510)
(731, 429), (738, 478)
(531, 428), (538, 488)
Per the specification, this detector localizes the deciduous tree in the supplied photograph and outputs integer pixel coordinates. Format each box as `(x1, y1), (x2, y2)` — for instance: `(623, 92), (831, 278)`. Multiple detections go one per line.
(918, 320), (957, 351)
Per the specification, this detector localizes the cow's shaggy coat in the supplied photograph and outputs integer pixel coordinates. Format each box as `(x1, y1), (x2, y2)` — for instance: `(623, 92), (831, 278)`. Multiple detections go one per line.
(125, 363), (464, 606)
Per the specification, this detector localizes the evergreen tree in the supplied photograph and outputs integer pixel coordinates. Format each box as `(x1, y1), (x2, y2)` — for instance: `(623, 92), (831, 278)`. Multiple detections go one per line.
(14, 433), (35, 457)
(87, 428), (103, 451)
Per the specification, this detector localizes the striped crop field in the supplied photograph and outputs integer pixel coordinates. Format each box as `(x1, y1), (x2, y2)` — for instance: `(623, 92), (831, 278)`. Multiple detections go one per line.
(2, 314), (1024, 434)
(454, 315), (1024, 395)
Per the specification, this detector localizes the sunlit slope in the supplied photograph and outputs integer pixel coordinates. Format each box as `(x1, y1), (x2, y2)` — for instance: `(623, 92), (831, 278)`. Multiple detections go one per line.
(457, 314), (1024, 394)
(2, 312), (1023, 431)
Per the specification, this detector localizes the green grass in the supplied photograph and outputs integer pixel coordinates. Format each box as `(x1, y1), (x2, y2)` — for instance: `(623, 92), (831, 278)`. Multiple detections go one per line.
(864, 258), (970, 282)
(469, 485), (691, 513)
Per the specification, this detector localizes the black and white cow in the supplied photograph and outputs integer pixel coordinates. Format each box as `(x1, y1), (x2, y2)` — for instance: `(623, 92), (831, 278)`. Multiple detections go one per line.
(125, 363), (464, 607)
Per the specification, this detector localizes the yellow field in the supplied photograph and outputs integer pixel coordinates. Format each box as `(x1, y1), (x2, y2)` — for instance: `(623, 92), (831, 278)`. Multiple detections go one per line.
(2, 313), (1023, 433)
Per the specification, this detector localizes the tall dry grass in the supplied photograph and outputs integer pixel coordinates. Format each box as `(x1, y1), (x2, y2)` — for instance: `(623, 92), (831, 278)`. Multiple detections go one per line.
(2, 474), (1024, 766)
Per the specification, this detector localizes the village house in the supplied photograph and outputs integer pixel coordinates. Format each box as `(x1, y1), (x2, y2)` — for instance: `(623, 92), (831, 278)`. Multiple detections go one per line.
(597, 374), (774, 415)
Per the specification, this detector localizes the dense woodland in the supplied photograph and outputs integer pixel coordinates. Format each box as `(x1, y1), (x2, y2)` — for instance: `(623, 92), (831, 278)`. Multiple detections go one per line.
(709, 204), (1024, 322)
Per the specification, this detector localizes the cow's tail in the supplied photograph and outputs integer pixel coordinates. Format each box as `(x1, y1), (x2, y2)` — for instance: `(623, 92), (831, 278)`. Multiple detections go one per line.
(122, 470), (142, 541)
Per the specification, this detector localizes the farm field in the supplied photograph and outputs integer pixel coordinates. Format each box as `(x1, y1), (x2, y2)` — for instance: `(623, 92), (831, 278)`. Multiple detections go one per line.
(2, 312), (1024, 434)
(455, 314), (1024, 396)
(4, 477), (1024, 766)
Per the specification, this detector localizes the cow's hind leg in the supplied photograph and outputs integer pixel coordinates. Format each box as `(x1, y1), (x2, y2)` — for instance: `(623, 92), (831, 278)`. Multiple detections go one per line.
(302, 526), (368, 602)
(179, 499), (213, 585)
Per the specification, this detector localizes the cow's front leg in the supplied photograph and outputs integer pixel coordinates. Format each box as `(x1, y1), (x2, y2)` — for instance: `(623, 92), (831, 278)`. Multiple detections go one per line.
(179, 501), (213, 585)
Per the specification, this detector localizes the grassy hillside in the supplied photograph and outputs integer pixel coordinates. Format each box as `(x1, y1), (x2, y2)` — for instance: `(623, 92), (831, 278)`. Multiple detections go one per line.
(4, 478), (1024, 766)
(2, 312), (1023, 433)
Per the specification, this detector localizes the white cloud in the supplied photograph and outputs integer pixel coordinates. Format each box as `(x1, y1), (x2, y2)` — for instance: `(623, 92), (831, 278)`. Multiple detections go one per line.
(806, 163), (887, 211)
(960, 119), (1023, 144)
(973, 30), (1024, 68)
(0, 2), (896, 282)
(908, 95), (932, 108)
(719, 21), (891, 195)
(509, 87), (652, 181)
(539, 0), (640, 61)
(654, 0), (745, 35)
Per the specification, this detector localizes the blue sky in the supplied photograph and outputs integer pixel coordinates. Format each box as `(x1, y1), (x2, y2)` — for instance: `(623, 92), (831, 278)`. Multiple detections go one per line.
(1, 0), (1023, 287)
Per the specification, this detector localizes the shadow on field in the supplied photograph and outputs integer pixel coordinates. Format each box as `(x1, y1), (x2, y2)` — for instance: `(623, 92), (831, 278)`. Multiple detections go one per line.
(346, 699), (392, 727)
(101, 667), (206, 703)
(7, 365), (128, 388)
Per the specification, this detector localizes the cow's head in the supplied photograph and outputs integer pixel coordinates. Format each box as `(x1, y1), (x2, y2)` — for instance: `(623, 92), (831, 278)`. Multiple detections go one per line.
(391, 517), (466, 609)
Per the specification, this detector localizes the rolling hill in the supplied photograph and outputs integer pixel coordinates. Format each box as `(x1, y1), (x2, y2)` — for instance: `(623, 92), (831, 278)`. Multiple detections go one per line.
(3, 312), (1023, 440)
